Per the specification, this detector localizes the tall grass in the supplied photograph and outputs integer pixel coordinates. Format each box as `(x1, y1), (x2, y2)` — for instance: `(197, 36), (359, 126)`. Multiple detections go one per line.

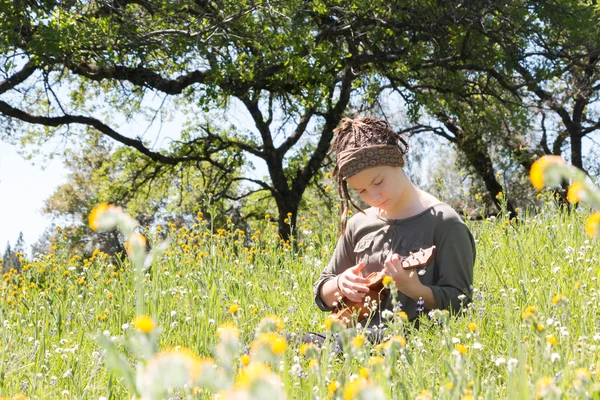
(1, 199), (599, 399)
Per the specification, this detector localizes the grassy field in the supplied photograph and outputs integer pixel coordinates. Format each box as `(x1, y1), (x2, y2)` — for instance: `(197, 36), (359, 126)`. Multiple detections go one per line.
(1, 200), (599, 399)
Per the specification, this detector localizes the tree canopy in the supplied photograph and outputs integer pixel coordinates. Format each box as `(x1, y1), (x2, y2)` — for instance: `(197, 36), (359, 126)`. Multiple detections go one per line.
(1, 0), (599, 239)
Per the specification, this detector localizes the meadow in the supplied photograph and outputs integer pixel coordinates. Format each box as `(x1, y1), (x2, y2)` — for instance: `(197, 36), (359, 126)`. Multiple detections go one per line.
(1, 195), (599, 399)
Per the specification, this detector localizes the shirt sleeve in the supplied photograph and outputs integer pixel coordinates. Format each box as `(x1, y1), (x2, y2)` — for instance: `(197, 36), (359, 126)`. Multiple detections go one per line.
(428, 221), (475, 313)
(313, 220), (356, 312)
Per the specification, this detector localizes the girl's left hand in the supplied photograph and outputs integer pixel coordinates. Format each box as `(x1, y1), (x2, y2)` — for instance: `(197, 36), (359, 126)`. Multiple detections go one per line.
(384, 253), (421, 295)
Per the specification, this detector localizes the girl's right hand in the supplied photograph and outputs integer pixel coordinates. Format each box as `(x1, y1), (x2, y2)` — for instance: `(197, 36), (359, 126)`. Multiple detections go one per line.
(336, 262), (370, 302)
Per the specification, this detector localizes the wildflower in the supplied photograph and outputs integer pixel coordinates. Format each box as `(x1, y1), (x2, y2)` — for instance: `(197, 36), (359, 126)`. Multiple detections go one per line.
(535, 376), (561, 398)
(228, 304), (239, 314)
(567, 182), (584, 204)
(352, 334), (365, 348)
(235, 362), (279, 390)
(343, 377), (368, 400)
(387, 335), (407, 349)
(575, 367), (590, 382)
(216, 323), (239, 340)
(328, 380), (339, 398)
(127, 232), (147, 254)
(299, 342), (320, 359)
(132, 315), (156, 333)
(88, 203), (110, 231)
(251, 332), (287, 356)
(455, 344), (467, 355)
(415, 389), (433, 400)
(324, 317), (344, 333)
(529, 155), (565, 190)
(521, 306), (537, 320)
(256, 315), (283, 333)
(416, 297), (425, 313)
(585, 212), (600, 237)
(494, 357), (506, 367)
(368, 356), (384, 367)
(461, 390), (474, 400)
(240, 354), (251, 366)
(468, 322), (477, 331)
(445, 382), (454, 390)
(397, 311), (408, 320)
(545, 334), (557, 346)
(552, 294), (568, 306)
(495, 191), (503, 199)
(382, 275), (394, 286)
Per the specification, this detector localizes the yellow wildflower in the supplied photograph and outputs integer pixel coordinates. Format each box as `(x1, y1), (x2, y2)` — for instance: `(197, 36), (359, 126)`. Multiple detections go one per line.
(327, 381), (339, 398)
(455, 344), (467, 355)
(228, 304), (239, 314)
(445, 382), (454, 390)
(368, 356), (384, 367)
(217, 323), (239, 340)
(88, 203), (109, 231)
(382, 275), (394, 286)
(387, 335), (406, 349)
(133, 315), (156, 333)
(236, 362), (272, 389)
(567, 181), (584, 204)
(343, 378), (367, 400)
(416, 389), (433, 400)
(352, 334), (365, 348)
(530, 155), (565, 190)
(522, 305), (537, 320)
(359, 367), (370, 378)
(545, 334), (557, 346)
(251, 332), (287, 356)
(552, 294), (568, 306)
(585, 212), (600, 237)
(468, 322), (477, 331)
(240, 354), (251, 366)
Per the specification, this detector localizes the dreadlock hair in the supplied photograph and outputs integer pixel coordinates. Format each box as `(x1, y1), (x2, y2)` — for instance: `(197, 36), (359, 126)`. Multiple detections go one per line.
(328, 116), (409, 234)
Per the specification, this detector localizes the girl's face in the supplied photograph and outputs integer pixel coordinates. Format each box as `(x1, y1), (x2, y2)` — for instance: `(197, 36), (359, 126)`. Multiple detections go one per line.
(345, 166), (405, 212)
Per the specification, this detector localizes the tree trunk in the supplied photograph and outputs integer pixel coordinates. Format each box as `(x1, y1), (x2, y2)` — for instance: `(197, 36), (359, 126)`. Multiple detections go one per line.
(274, 194), (301, 241)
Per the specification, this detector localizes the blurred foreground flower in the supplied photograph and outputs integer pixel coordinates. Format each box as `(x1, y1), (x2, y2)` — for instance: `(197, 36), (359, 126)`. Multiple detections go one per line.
(529, 156), (600, 236)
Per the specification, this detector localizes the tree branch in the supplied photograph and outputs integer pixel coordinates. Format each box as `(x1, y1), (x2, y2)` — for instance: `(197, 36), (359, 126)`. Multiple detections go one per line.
(0, 99), (216, 166)
(0, 59), (38, 94)
(277, 107), (315, 156)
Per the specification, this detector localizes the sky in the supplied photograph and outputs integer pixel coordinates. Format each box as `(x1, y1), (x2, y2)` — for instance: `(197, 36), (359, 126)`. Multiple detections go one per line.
(0, 140), (67, 255)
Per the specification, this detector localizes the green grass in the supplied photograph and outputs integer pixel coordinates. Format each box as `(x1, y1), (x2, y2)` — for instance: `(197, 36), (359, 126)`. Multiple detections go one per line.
(1, 204), (599, 399)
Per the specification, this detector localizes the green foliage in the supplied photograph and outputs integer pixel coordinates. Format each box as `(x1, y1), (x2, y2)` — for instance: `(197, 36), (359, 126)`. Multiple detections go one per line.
(42, 133), (244, 256)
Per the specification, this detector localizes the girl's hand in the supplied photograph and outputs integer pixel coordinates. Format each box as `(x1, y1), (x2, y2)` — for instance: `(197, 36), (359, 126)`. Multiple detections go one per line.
(336, 262), (370, 303)
(384, 253), (422, 296)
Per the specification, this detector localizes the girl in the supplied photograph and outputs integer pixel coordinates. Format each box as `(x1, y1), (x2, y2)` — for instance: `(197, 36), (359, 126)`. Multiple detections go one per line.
(313, 117), (475, 331)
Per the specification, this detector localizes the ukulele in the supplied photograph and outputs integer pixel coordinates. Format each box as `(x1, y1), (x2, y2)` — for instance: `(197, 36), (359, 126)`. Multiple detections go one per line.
(330, 246), (436, 328)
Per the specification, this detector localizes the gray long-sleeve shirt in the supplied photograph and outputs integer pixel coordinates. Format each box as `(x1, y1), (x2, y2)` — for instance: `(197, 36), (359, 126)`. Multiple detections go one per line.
(313, 203), (476, 325)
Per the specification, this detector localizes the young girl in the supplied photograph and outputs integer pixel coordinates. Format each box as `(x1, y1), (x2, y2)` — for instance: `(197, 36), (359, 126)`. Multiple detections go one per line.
(313, 117), (475, 331)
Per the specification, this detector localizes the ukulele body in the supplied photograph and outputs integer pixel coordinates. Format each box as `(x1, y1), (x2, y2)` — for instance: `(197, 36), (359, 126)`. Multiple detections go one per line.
(329, 246), (436, 328)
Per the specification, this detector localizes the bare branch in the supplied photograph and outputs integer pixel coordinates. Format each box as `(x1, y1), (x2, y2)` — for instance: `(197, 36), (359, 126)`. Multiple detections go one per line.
(277, 107), (315, 156)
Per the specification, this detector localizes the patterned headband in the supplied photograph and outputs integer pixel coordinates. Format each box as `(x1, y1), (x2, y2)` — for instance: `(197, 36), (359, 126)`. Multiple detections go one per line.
(337, 145), (405, 179)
